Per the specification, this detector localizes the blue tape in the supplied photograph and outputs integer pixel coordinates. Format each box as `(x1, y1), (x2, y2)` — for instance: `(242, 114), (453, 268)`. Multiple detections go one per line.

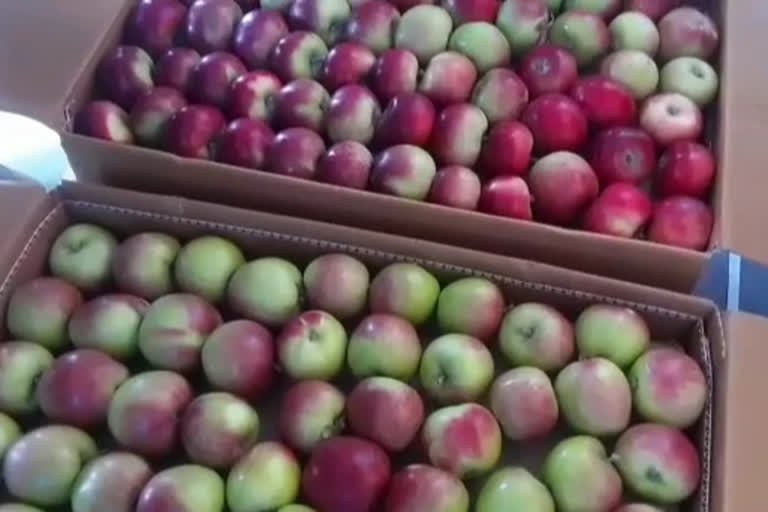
(727, 252), (741, 312)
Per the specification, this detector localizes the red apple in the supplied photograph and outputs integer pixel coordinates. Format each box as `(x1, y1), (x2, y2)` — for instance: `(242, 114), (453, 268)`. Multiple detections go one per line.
(479, 120), (533, 176)
(279, 380), (345, 453)
(97, 46), (154, 110)
(233, 10), (289, 69)
(270, 31), (329, 82)
(74, 101), (134, 144)
(370, 144), (437, 200)
(428, 166), (481, 210)
(549, 9), (611, 66)
(589, 127), (657, 186)
(164, 105), (226, 159)
(658, 7), (719, 61)
(188, 51), (246, 108)
(442, 0), (499, 24)
(385, 465), (469, 512)
(214, 118), (275, 169)
(419, 52), (477, 105)
(570, 76), (637, 128)
(185, 0), (243, 54)
(129, 87), (187, 147)
(316, 141), (373, 189)
(154, 47), (201, 91)
(370, 49), (419, 103)
(519, 44), (579, 98)
(471, 68), (529, 124)
(529, 151), (599, 225)
(522, 93), (588, 154)
(125, 0), (187, 58)
(648, 196), (713, 250)
(345, 1), (401, 54)
(325, 84), (381, 144)
(583, 183), (653, 238)
(273, 79), (330, 132)
(375, 92), (436, 147)
(229, 71), (283, 122)
(431, 103), (488, 167)
(479, 176), (533, 220)
(319, 43), (376, 91)
(490, 367), (559, 440)
(640, 93), (703, 147)
(656, 142), (716, 198)
(266, 127), (326, 179)
(626, 0), (681, 21)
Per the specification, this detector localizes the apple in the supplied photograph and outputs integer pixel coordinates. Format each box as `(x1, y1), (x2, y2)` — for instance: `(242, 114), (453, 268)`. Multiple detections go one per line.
(262, 0), (294, 10)
(477, 467), (555, 512)
(288, 0), (352, 44)
(640, 93), (703, 146)
(229, 71), (283, 122)
(436, 277), (504, 340)
(612, 424), (700, 504)
(583, 183), (653, 238)
(303, 253), (370, 319)
(570, 76), (637, 128)
(420, 52), (478, 105)
(228, 257), (302, 326)
(395, 5), (453, 64)
(215, 118), (275, 169)
(660, 57), (719, 106)
(74, 101), (134, 143)
(615, 505), (664, 512)
(522, 94), (588, 154)
(125, 0), (187, 58)
(543, 436), (623, 512)
(480, 120), (533, 176)
(6, 277), (83, 351)
(625, 0), (680, 21)
(656, 141), (716, 198)
(589, 126), (657, 186)
(368, 262), (440, 325)
(185, 0), (242, 54)
(549, 10), (610, 66)
(528, 151), (599, 224)
(428, 166), (481, 210)
(345, 0), (401, 54)
(302, 437), (391, 512)
(316, 141), (373, 189)
(277, 310), (348, 380)
(370, 144), (438, 200)
(277, 507), (316, 512)
(555, 357), (632, 435)
(385, 464), (469, 512)
(420, 334), (494, 403)
(279, 380), (345, 453)
(431, 103), (488, 167)
(375, 92), (436, 147)
(0, 506), (42, 512)
(423, 403), (501, 478)
(188, 51), (246, 107)
(137, 465), (225, 512)
(496, 0), (550, 57)
(519, 44), (579, 98)
(499, 303), (574, 371)
(71, 453), (151, 512)
(164, 105), (226, 159)
(270, 31), (329, 82)
(658, 7), (719, 61)
(266, 127), (326, 179)
(320, 43), (376, 92)
(0, 342), (53, 415)
(443, 0), (499, 24)
(130, 87), (187, 147)
(563, 0), (620, 18)
(273, 79), (330, 132)
(347, 313), (422, 380)
(479, 176), (533, 220)
(347, 377), (425, 451)
(648, 196), (713, 250)
(601, 49), (660, 100)
(49, 223), (117, 292)
(3, 426), (97, 506)
(490, 367), (559, 440)
(174, 236), (245, 303)
(233, 10), (289, 69)
(325, 84), (381, 144)
(111, 232), (180, 300)
(97, 46), (154, 110)
(0, 413), (20, 459)
(471, 68), (528, 125)
(575, 304), (650, 367)
(390, 0), (436, 9)
(448, 22), (511, 73)
(154, 47), (201, 90)
(371, 49), (419, 102)
(202, 320), (275, 400)
(609, 11), (660, 55)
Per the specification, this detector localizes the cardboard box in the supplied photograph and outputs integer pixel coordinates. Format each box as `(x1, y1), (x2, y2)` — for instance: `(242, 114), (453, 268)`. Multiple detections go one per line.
(2, 0), (765, 293)
(0, 177), (761, 511)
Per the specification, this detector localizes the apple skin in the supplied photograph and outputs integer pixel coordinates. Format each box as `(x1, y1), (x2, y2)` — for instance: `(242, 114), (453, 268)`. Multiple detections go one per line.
(233, 10), (289, 69)
(648, 196), (713, 250)
(610, 11), (660, 56)
(70, 453), (152, 512)
(390, 0), (436, 9)
(288, 0), (351, 45)
(385, 464), (469, 512)
(375, 92), (436, 148)
(273, 79), (330, 132)
(490, 367), (559, 440)
(436, 277), (504, 340)
(266, 127), (327, 179)
(369, 262), (440, 325)
(625, 0), (680, 21)
(477, 467), (555, 512)
(395, 5), (453, 64)
(345, 0), (401, 55)
(480, 121), (533, 176)
(229, 71), (283, 122)
(370, 144), (438, 200)
(443, 0), (499, 24)
(347, 377), (425, 452)
(543, 436), (623, 512)
(420, 334), (494, 404)
(164, 105), (226, 159)
(420, 52), (478, 105)
(479, 176), (533, 220)
(277, 310), (348, 380)
(472, 68), (529, 124)
(630, 346), (706, 428)
(423, 403), (502, 478)
(228, 257), (303, 326)
(555, 357), (632, 436)
(657, 142), (716, 198)
(188, 51), (246, 107)
(570, 76), (637, 128)
(431, 103), (489, 167)
(67, 294), (148, 361)
(74, 101), (134, 143)
(181, 392), (259, 468)
(371, 49), (420, 103)
(154, 47), (201, 91)
(325, 84), (381, 144)
(601, 49), (660, 100)
(316, 141), (373, 189)
(262, 0), (294, 9)
(215, 118), (275, 169)
(304, 253), (370, 319)
(347, 313), (422, 380)
(564, 0), (620, 18)
(549, 10), (610, 67)
(614, 505), (664, 512)
(270, 31), (329, 83)
(589, 126), (657, 186)
(125, 0), (187, 58)
(319, 43), (376, 92)
(97, 46), (154, 110)
(428, 166), (481, 210)
(279, 380), (345, 453)
(202, 320), (275, 400)
(48, 223), (117, 292)
(660, 57), (719, 106)
(528, 151), (599, 225)
(185, 0), (242, 54)
(302, 437), (391, 512)
(583, 183), (653, 238)
(448, 22), (511, 74)
(640, 93), (703, 147)
(0, 506), (43, 512)
(496, 0), (550, 57)
(174, 236), (245, 303)
(0, 413), (20, 459)
(522, 94), (588, 154)
(499, 303), (575, 372)
(575, 304), (650, 367)
(137, 464), (225, 512)
(112, 232), (180, 300)
(612, 424), (701, 504)
(658, 7), (719, 61)
(519, 44), (579, 98)
(6, 277), (83, 351)
(130, 87), (187, 147)
(278, 507), (316, 512)
(0, 342), (54, 415)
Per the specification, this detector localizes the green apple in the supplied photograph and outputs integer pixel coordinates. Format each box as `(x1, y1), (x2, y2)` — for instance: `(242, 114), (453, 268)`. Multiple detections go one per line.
(0, 413), (20, 459)
(68, 294), (149, 360)
(347, 314), (422, 380)
(175, 236), (245, 303)
(0, 341), (54, 414)
(228, 258), (303, 326)
(476, 467), (555, 512)
(112, 232), (181, 300)
(549, 10), (610, 66)
(436, 277), (505, 341)
(660, 56), (719, 106)
(227, 442), (301, 512)
(278, 506), (316, 512)
(137, 465), (224, 512)
(610, 11), (660, 55)
(277, 311), (348, 380)
(395, 5), (453, 64)
(448, 22), (511, 73)
(369, 262), (440, 325)
(49, 224), (117, 292)
(575, 304), (650, 367)
(601, 49), (660, 99)
(420, 334), (494, 403)
(564, 0), (621, 18)
(496, 0), (550, 56)
(71, 452), (152, 512)
(498, 302), (575, 372)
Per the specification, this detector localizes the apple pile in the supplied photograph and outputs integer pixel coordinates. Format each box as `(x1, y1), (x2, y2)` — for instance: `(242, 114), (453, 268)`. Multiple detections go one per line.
(0, 222), (708, 511)
(74, 0), (719, 251)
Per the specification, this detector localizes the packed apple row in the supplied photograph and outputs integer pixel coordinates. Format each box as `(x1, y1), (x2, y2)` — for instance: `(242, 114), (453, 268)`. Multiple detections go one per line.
(0, 223), (706, 511)
(73, 0), (719, 251)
